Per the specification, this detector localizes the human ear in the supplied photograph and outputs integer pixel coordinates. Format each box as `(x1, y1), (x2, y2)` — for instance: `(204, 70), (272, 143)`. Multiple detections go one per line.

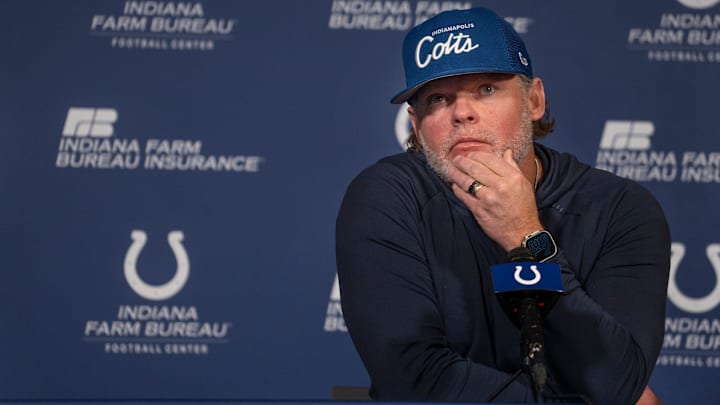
(527, 78), (547, 121)
(408, 105), (419, 134)
(407, 106), (422, 147)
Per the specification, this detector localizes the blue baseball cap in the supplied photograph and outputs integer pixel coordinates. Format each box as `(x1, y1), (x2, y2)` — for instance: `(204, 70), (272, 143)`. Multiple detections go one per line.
(391, 7), (533, 104)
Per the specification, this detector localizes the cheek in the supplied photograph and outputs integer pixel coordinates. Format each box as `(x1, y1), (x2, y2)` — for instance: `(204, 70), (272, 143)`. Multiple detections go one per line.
(494, 106), (525, 135)
(418, 121), (449, 150)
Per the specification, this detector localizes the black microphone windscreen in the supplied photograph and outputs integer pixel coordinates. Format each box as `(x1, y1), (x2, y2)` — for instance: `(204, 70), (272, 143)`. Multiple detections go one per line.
(506, 246), (536, 262)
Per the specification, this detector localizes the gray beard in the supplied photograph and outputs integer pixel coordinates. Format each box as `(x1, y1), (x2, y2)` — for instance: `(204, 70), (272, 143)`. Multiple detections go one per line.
(419, 107), (534, 183)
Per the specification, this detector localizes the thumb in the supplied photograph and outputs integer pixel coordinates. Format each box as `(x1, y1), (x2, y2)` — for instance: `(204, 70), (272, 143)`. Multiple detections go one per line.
(503, 149), (518, 168)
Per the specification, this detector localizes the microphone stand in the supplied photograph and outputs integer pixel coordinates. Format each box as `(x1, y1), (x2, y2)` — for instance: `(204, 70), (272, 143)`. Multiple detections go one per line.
(519, 297), (548, 403)
(485, 297), (548, 403)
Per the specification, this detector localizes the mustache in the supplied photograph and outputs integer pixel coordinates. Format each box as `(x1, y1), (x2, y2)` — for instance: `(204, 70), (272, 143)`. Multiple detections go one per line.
(443, 129), (498, 148)
(449, 128), (496, 140)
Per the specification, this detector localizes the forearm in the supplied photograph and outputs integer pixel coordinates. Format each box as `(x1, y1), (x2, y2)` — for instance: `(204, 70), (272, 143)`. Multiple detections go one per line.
(339, 256), (533, 402)
(542, 245), (668, 404)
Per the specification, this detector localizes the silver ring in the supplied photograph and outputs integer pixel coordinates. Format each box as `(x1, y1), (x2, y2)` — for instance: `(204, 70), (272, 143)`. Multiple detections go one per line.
(467, 180), (485, 196)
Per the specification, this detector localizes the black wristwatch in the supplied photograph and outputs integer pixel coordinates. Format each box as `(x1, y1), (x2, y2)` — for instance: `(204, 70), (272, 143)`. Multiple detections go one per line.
(522, 230), (558, 262)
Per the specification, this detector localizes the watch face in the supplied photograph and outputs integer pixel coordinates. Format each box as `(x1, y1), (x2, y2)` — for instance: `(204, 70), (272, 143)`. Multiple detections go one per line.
(526, 231), (557, 262)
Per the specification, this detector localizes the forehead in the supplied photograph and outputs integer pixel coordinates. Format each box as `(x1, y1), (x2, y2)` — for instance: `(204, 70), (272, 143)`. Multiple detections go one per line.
(418, 73), (517, 94)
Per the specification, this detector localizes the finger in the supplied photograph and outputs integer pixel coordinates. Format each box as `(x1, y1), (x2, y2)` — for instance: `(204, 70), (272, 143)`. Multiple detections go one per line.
(450, 155), (501, 189)
(452, 182), (483, 206)
(459, 152), (519, 179)
(448, 163), (496, 198)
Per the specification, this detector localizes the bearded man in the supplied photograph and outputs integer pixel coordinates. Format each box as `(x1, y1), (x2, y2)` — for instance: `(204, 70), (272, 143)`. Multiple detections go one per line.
(336, 7), (669, 405)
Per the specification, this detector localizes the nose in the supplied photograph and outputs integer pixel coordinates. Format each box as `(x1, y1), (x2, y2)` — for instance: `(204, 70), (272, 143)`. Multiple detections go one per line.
(452, 94), (479, 125)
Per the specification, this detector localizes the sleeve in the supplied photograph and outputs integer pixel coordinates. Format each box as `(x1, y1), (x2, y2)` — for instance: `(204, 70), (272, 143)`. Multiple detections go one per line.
(542, 183), (670, 405)
(335, 163), (533, 402)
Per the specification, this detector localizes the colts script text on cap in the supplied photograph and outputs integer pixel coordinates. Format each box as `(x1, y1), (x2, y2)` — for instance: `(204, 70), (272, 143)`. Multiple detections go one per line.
(415, 31), (479, 69)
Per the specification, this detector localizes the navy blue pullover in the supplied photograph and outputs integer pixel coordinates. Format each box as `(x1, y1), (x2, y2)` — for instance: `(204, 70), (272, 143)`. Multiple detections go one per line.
(336, 143), (670, 404)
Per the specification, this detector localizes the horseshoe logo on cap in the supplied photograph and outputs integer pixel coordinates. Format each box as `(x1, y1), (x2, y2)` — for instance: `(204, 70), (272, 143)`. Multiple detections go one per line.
(124, 230), (189, 301)
(518, 51), (529, 66)
(514, 264), (541, 286)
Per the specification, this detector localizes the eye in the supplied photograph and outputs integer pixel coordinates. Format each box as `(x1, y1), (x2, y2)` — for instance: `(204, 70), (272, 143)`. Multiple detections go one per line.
(427, 94), (446, 105)
(478, 84), (496, 95)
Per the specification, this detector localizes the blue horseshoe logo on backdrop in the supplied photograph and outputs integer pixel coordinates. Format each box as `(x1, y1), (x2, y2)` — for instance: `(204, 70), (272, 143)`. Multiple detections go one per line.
(514, 264), (542, 286)
(124, 230), (189, 301)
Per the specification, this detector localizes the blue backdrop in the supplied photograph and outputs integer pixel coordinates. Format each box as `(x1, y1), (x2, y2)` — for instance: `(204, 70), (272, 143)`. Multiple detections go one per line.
(1, 1), (719, 404)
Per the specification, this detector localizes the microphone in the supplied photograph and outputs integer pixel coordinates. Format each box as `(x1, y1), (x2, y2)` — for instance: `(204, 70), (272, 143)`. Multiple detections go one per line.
(491, 247), (563, 400)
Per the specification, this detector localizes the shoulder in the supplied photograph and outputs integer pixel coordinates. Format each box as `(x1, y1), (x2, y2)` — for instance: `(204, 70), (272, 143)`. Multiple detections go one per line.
(583, 165), (664, 218)
(539, 144), (664, 217)
(342, 152), (443, 210)
(355, 152), (430, 186)
(538, 147), (667, 234)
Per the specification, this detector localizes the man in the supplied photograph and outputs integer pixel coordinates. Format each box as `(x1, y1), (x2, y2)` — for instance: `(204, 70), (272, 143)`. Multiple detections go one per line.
(336, 7), (669, 404)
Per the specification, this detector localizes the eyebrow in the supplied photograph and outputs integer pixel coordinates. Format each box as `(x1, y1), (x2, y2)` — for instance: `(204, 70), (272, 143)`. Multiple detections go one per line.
(471, 73), (515, 80)
(418, 73), (516, 95)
